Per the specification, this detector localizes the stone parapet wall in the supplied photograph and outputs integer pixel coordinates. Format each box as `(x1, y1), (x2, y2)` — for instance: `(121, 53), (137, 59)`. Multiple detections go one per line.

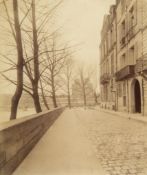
(0, 107), (65, 175)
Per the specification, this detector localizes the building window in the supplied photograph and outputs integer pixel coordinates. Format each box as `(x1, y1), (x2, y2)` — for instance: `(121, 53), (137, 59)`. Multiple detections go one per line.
(110, 25), (114, 47)
(123, 82), (126, 106)
(129, 6), (134, 28)
(123, 82), (126, 95)
(121, 20), (125, 38)
(120, 53), (126, 69)
(120, 20), (126, 47)
(111, 54), (114, 75)
(123, 96), (127, 107)
(129, 4), (136, 29)
(118, 83), (122, 97)
(129, 46), (135, 65)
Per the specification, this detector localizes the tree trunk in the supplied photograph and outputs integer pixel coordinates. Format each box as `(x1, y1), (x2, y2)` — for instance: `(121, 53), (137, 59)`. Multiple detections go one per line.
(10, 0), (23, 120)
(52, 91), (57, 108)
(40, 80), (50, 110)
(51, 75), (57, 108)
(67, 94), (71, 108)
(32, 0), (42, 112)
(83, 88), (87, 107)
(67, 80), (71, 108)
(80, 73), (87, 108)
(33, 83), (42, 112)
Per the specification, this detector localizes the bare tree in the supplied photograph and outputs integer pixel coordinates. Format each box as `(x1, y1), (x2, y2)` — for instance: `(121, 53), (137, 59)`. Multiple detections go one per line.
(0, 0), (64, 115)
(11, 0), (24, 119)
(30, 0), (42, 112)
(40, 78), (50, 110)
(21, 0), (63, 112)
(22, 0), (64, 112)
(60, 57), (74, 108)
(74, 65), (95, 108)
(40, 36), (70, 108)
(1, 0), (24, 120)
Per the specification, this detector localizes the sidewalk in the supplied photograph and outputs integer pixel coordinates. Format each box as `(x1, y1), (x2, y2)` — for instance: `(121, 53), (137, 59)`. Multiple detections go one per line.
(13, 109), (106, 175)
(94, 106), (147, 124)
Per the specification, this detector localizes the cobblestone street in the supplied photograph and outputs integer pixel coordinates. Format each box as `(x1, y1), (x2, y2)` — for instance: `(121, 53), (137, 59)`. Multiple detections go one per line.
(12, 108), (147, 175)
(84, 108), (147, 175)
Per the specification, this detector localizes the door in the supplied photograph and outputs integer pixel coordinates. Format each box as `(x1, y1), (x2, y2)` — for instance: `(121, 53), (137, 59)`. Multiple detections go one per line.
(134, 80), (141, 113)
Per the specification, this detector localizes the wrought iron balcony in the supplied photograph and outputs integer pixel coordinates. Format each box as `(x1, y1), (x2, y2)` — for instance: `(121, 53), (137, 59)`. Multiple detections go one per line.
(100, 73), (110, 84)
(115, 65), (135, 81)
(135, 58), (147, 73)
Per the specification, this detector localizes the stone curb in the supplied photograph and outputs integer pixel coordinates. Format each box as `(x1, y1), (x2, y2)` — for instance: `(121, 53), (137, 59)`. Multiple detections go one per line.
(96, 107), (147, 124)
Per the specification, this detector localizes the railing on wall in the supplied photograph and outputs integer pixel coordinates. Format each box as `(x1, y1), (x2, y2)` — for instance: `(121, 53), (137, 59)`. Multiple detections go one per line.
(135, 58), (147, 74)
(115, 65), (135, 81)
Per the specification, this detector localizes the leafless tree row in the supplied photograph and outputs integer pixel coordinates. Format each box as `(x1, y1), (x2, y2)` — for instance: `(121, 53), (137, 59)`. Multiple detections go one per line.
(0, 0), (72, 119)
(0, 0), (98, 120)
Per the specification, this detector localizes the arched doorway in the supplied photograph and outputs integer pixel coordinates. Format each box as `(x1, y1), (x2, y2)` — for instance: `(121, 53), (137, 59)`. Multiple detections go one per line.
(134, 80), (141, 113)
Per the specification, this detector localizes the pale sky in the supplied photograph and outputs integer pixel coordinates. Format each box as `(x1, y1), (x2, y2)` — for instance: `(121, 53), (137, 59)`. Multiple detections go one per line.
(55, 0), (116, 92)
(0, 0), (115, 94)
(56, 0), (115, 63)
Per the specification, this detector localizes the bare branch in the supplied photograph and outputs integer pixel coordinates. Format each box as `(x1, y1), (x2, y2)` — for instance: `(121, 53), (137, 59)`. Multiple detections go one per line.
(2, 0), (16, 41)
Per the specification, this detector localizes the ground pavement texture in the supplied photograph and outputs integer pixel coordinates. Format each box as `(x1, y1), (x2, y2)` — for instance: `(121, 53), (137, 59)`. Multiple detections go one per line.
(13, 108), (106, 175)
(13, 108), (147, 175)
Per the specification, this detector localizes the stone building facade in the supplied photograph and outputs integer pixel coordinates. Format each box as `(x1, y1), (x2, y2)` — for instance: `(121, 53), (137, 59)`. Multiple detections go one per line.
(100, 0), (147, 115)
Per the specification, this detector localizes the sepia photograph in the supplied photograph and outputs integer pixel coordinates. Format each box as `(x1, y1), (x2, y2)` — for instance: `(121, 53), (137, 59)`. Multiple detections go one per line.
(1, 0), (147, 174)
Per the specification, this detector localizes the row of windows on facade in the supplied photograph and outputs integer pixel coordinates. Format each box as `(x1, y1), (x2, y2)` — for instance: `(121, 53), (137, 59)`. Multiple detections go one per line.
(101, 28), (116, 60)
(101, 86), (115, 102)
(120, 4), (136, 37)
(101, 79), (115, 102)
(101, 81), (127, 107)
(101, 53), (115, 75)
(119, 44), (137, 69)
(101, 42), (137, 75)
(101, 2), (136, 61)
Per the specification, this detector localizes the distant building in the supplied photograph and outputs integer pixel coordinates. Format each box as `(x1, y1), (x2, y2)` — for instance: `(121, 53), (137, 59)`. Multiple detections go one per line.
(100, 0), (147, 115)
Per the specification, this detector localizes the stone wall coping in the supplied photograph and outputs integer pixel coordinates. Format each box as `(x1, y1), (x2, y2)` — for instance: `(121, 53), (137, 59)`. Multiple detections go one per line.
(0, 107), (65, 132)
(0, 107), (65, 175)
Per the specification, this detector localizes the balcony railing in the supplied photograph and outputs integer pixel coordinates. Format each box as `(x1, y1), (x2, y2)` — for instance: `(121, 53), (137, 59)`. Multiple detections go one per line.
(100, 73), (110, 84)
(135, 59), (147, 73)
(115, 65), (135, 81)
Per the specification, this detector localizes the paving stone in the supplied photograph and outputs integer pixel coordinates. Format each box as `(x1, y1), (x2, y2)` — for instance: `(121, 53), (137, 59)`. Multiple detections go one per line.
(12, 108), (147, 175)
(85, 109), (147, 175)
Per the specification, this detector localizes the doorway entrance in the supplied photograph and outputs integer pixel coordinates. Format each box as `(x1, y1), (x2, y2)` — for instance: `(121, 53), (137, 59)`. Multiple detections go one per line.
(134, 80), (141, 113)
